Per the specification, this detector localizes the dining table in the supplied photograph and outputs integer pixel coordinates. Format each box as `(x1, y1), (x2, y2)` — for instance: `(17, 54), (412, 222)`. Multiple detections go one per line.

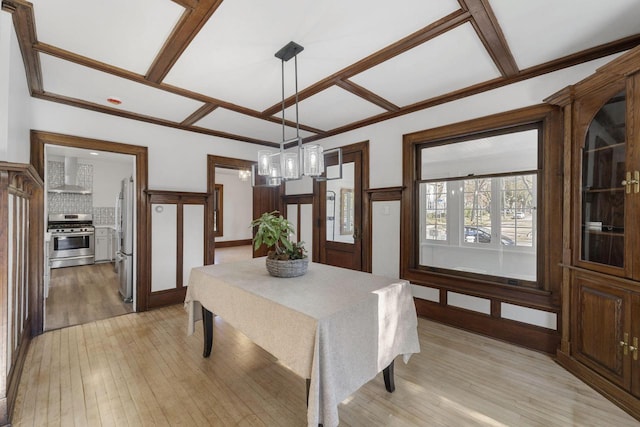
(184, 258), (420, 427)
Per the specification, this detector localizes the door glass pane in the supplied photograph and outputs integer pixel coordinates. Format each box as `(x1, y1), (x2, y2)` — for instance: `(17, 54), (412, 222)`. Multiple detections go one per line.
(326, 162), (355, 243)
(581, 91), (626, 267)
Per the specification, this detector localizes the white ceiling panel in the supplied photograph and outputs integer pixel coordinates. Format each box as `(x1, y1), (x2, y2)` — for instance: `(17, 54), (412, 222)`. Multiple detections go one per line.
(288, 86), (387, 131)
(40, 54), (204, 123)
(491, 0), (640, 69)
(164, 0), (461, 111)
(350, 23), (501, 107)
(31, 0), (184, 74)
(195, 108), (316, 144)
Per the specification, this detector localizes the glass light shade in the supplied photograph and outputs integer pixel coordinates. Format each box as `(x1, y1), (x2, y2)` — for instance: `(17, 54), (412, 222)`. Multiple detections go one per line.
(268, 155), (282, 186)
(282, 152), (300, 180)
(304, 145), (324, 176)
(258, 150), (273, 176)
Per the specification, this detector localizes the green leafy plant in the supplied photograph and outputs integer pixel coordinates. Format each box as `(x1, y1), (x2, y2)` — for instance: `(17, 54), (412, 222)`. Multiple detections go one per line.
(250, 211), (307, 260)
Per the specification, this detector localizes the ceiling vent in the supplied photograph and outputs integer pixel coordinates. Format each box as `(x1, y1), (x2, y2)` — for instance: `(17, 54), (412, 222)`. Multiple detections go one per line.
(48, 157), (92, 194)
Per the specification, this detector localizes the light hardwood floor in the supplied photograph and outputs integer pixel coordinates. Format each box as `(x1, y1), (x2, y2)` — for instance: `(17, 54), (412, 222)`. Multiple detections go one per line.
(214, 245), (253, 264)
(46, 263), (133, 331)
(13, 304), (639, 426)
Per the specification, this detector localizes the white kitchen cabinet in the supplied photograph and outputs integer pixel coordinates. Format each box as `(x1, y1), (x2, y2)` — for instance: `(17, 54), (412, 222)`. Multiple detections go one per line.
(94, 226), (113, 262)
(111, 229), (118, 260)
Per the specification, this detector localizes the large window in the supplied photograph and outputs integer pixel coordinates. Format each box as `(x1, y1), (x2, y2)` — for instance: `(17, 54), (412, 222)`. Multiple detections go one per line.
(417, 127), (539, 284)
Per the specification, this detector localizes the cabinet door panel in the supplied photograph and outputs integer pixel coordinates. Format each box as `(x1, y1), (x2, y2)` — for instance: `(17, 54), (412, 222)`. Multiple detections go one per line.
(577, 88), (627, 273)
(573, 273), (631, 390)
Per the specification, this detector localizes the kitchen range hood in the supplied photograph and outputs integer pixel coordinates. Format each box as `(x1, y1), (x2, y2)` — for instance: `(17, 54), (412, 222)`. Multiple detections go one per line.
(48, 157), (92, 194)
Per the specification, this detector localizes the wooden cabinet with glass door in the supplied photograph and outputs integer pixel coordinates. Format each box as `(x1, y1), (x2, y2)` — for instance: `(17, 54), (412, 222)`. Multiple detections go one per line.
(546, 46), (640, 421)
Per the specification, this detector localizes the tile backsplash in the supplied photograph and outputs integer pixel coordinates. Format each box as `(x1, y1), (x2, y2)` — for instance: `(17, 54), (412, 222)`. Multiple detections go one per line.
(93, 207), (115, 226)
(47, 160), (93, 214)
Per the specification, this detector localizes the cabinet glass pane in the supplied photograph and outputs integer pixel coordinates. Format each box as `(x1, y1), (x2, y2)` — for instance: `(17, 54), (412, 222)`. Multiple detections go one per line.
(581, 91), (625, 267)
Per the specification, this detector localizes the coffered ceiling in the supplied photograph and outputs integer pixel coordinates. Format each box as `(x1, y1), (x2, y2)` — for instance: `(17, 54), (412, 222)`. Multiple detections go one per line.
(3, 0), (640, 148)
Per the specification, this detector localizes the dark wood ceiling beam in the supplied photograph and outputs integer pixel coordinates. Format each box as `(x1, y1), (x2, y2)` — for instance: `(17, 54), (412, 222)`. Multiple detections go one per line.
(262, 8), (471, 117)
(34, 91), (279, 147)
(181, 103), (218, 126)
(145, 0), (223, 83)
(336, 79), (400, 112)
(459, 0), (519, 77)
(304, 33), (640, 143)
(32, 42), (324, 133)
(2, 0), (43, 94)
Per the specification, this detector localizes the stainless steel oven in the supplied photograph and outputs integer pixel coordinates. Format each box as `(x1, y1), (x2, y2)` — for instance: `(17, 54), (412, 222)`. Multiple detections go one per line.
(48, 214), (95, 268)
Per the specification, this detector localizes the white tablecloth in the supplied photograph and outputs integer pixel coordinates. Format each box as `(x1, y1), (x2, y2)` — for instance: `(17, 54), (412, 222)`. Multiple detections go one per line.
(184, 258), (420, 427)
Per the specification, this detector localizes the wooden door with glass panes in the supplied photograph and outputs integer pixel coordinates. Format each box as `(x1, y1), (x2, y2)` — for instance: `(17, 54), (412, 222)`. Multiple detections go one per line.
(570, 71), (640, 402)
(573, 77), (640, 280)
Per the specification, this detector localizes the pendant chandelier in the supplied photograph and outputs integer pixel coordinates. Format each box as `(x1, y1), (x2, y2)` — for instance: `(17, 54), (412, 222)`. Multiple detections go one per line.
(253, 41), (342, 187)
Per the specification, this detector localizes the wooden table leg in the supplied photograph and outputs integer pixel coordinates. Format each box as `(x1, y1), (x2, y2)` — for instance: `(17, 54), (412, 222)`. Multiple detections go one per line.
(202, 307), (213, 358)
(383, 360), (395, 392)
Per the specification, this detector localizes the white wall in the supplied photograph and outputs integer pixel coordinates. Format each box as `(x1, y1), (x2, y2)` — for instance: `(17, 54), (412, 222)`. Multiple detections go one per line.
(214, 168), (253, 242)
(0, 11), (31, 163)
(90, 157), (134, 207)
(30, 99), (260, 192)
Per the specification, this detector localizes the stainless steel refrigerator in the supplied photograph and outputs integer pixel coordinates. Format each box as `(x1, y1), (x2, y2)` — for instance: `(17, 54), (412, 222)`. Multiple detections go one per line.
(116, 176), (134, 302)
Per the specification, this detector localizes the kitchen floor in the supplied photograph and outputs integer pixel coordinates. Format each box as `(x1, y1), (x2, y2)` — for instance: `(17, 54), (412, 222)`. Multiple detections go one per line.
(45, 262), (133, 331)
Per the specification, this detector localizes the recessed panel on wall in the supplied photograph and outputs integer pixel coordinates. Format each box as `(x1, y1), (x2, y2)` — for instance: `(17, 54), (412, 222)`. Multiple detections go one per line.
(372, 201), (400, 279)
(286, 204), (299, 237)
(501, 303), (557, 330)
(447, 292), (491, 315)
(411, 285), (439, 303)
(151, 203), (177, 292)
(300, 204), (313, 262)
(183, 205), (205, 287)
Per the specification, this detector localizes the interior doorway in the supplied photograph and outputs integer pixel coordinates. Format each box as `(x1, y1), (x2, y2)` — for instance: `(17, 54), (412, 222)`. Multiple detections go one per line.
(314, 141), (370, 271)
(43, 145), (135, 330)
(30, 131), (149, 334)
(207, 155), (281, 263)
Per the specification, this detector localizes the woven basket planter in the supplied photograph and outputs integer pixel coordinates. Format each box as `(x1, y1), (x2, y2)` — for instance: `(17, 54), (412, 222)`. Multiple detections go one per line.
(266, 257), (309, 278)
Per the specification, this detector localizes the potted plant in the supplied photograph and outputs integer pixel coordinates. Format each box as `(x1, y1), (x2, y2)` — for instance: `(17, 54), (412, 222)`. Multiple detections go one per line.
(250, 211), (308, 277)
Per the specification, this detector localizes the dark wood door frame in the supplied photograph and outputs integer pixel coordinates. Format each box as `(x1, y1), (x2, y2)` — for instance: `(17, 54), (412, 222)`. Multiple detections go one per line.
(206, 155), (268, 263)
(313, 141), (370, 272)
(30, 130), (149, 321)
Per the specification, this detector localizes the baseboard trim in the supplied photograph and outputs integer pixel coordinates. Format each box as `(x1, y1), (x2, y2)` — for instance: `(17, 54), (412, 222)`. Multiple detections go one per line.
(556, 350), (640, 422)
(215, 239), (252, 248)
(414, 298), (560, 354)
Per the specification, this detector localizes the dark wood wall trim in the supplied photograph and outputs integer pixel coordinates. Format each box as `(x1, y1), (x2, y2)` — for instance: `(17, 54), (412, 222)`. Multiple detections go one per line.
(401, 104), (564, 353)
(30, 131), (150, 312)
(282, 193), (314, 205)
(282, 194), (314, 248)
(146, 190), (207, 309)
(0, 162), (43, 424)
(415, 298), (559, 354)
(365, 186), (404, 202)
(215, 239), (252, 248)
